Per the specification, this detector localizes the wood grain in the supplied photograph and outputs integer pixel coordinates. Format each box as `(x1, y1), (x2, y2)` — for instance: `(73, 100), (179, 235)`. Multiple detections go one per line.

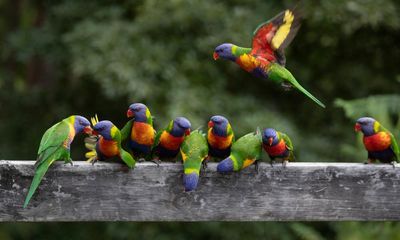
(1, 160), (400, 221)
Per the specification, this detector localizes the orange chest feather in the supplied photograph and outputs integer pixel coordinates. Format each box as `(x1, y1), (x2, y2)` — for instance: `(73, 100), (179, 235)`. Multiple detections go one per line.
(160, 131), (184, 150)
(363, 132), (392, 152)
(99, 138), (119, 157)
(207, 129), (233, 150)
(264, 139), (286, 156)
(236, 54), (270, 72)
(131, 122), (155, 145)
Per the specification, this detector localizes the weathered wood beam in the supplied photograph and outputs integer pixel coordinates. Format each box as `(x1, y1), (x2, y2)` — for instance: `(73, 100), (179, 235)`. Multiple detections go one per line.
(1, 160), (400, 221)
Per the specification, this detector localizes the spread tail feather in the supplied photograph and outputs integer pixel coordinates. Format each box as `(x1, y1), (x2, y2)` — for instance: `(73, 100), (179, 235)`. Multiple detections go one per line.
(23, 159), (55, 208)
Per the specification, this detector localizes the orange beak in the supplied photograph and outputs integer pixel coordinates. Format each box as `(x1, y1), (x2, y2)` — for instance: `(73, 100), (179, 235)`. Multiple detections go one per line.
(83, 126), (93, 135)
(213, 52), (219, 60)
(127, 109), (134, 118)
(185, 129), (191, 136)
(208, 121), (214, 128)
(268, 137), (273, 146)
(354, 123), (361, 132)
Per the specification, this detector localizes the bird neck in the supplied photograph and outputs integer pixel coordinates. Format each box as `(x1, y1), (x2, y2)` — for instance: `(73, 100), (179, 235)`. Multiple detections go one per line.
(232, 45), (252, 57)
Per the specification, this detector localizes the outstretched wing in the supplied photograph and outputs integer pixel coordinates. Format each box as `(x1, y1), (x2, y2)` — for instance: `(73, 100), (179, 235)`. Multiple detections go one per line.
(251, 8), (301, 64)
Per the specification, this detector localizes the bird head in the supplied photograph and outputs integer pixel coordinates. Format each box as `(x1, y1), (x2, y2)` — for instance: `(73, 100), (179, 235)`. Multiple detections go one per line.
(208, 115), (229, 136)
(127, 103), (149, 121)
(262, 128), (278, 146)
(74, 116), (92, 134)
(355, 117), (378, 136)
(213, 43), (236, 61)
(92, 120), (114, 140)
(174, 117), (191, 136)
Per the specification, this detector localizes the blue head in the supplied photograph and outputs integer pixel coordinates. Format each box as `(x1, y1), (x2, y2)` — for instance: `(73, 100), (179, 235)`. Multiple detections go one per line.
(262, 128), (279, 146)
(355, 117), (378, 136)
(93, 120), (115, 140)
(208, 115), (229, 137)
(127, 103), (149, 122)
(217, 157), (234, 173)
(214, 43), (236, 61)
(171, 117), (191, 137)
(73, 116), (92, 134)
(183, 173), (199, 192)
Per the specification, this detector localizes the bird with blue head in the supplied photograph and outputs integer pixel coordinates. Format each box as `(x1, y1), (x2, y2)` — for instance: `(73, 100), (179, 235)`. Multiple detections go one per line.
(207, 115), (235, 159)
(262, 128), (294, 167)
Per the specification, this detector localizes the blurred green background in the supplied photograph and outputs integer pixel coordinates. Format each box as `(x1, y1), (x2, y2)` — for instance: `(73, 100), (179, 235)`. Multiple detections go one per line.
(1, 0), (400, 239)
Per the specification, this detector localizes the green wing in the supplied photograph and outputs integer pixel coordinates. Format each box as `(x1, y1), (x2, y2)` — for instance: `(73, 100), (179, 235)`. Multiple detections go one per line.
(390, 132), (400, 162)
(120, 149), (136, 168)
(268, 63), (326, 108)
(120, 119), (133, 141)
(36, 120), (70, 167)
(281, 132), (295, 161)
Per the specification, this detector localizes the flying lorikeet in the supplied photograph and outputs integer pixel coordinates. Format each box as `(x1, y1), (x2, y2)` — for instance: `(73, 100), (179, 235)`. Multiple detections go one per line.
(217, 130), (262, 173)
(180, 130), (209, 192)
(355, 117), (399, 167)
(121, 103), (156, 160)
(213, 8), (325, 108)
(23, 115), (92, 208)
(207, 115), (235, 158)
(85, 116), (136, 168)
(262, 128), (294, 167)
(152, 117), (191, 162)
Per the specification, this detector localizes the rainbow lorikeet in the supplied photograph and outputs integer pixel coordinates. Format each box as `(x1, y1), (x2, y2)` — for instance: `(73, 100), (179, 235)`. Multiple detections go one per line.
(121, 103), (156, 159)
(355, 117), (399, 167)
(180, 130), (209, 192)
(85, 116), (136, 168)
(217, 130), (262, 173)
(207, 115), (235, 158)
(152, 117), (191, 161)
(23, 115), (92, 208)
(262, 128), (294, 167)
(213, 8), (325, 108)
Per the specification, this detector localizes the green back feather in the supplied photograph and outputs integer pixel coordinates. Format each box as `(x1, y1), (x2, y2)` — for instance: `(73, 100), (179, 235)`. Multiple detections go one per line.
(181, 130), (208, 171)
(230, 131), (262, 169)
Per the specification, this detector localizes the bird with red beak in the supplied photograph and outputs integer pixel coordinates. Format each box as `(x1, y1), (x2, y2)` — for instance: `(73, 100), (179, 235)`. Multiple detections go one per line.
(151, 117), (192, 161)
(355, 117), (399, 167)
(120, 103), (156, 160)
(207, 115), (235, 159)
(262, 128), (294, 167)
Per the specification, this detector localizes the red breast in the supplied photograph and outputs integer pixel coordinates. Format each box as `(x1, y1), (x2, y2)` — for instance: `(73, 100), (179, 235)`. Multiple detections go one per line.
(160, 131), (184, 150)
(99, 137), (119, 158)
(363, 132), (392, 152)
(263, 139), (286, 156)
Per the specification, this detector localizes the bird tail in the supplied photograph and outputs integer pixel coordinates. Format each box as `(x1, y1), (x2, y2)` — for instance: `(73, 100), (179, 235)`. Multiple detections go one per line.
(183, 171), (199, 192)
(120, 149), (136, 168)
(217, 156), (235, 173)
(291, 79), (326, 108)
(23, 158), (55, 208)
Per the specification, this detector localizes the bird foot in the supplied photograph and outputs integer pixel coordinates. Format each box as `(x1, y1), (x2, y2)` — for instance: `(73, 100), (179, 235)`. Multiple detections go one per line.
(364, 159), (374, 164)
(281, 82), (293, 91)
(138, 158), (146, 163)
(202, 159), (209, 171)
(254, 161), (259, 174)
(282, 160), (289, 168)
(270, 160), (276, 167)
(391, 161), (396, 169)
(150, 159), (161, 167)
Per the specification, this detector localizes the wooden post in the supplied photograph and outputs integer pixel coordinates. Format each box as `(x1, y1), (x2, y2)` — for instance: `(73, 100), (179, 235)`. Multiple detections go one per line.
(1, 160), (400, 221)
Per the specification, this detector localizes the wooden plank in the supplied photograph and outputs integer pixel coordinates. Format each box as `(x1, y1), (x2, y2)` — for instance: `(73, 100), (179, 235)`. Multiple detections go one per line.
(1, 160), (400, 221)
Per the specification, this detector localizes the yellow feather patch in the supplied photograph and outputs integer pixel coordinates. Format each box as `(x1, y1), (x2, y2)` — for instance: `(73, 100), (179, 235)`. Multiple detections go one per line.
(271, 10), (294, 50)
(180, 149), (187, 162)
(231, 155), (239, 171)
(184, 168), (199, 175)
(242, 158), (256, 169)
(374, 121), (380, 133)
(110, 125), (118, 138)
(91, 114), (99, 126)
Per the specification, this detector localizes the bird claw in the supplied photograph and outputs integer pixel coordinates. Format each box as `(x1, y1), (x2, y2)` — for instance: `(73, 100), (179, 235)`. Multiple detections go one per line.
(270, 160), (276, 168)
(282, 160), (288, 168)
(202, 159), (209, 171)
(150, 159), (161, 167)
(391, 161), (396, 169)
(138, 158), (146, 163)
(254, 161), (259, 174)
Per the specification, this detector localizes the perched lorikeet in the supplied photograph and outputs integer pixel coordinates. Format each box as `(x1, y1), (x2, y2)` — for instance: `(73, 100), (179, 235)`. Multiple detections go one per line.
(207, 115), (235, 158)
(262, 128), (294, 167)
(355, 117), (399, 167)
(85, 116), (136, 168)
(121, 103), (156, 159)
(213, 8), (325, 108)
(180, 130), (209, 192)
(23, 115), (92, 208)
(152, 117), (191, 161)
(217, 131), (262, 173)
